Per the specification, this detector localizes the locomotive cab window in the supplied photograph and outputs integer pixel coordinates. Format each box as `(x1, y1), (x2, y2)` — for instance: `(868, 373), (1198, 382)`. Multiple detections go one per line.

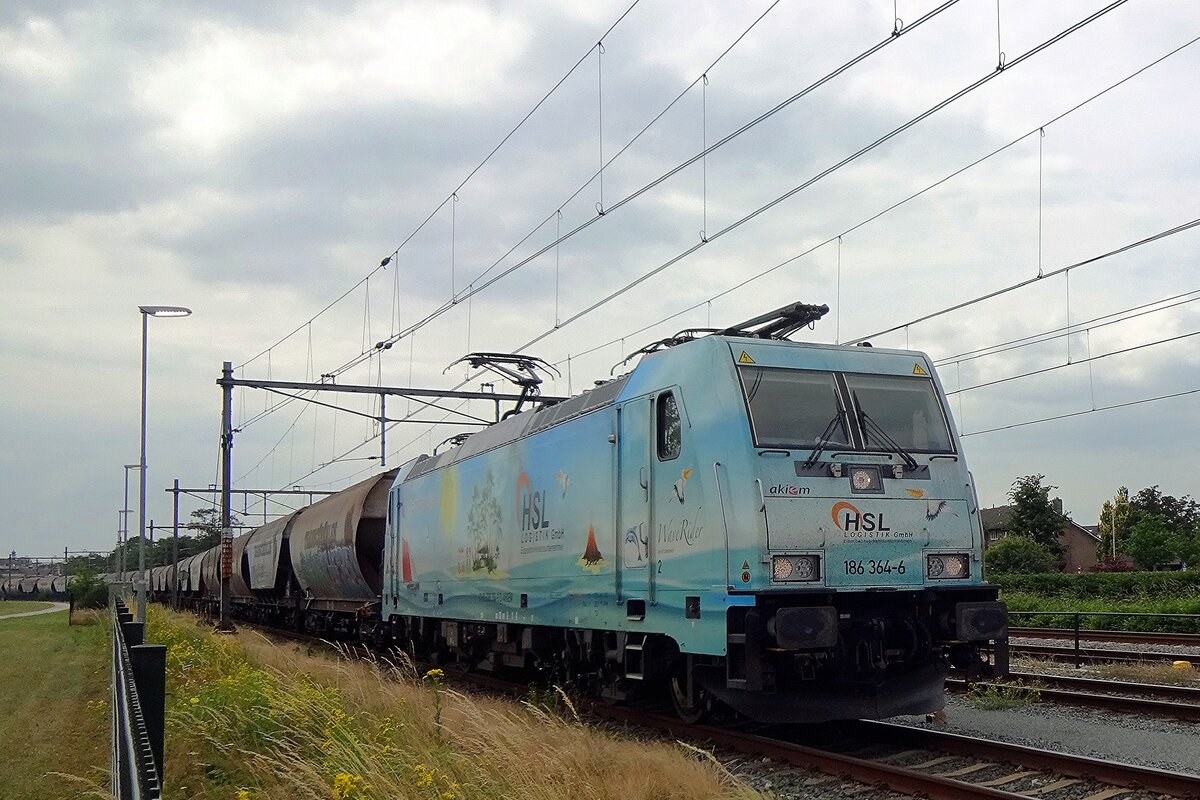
(739, 367), (849, 449)
(657, 391), (681, 460)
(844, 373), (954, 453)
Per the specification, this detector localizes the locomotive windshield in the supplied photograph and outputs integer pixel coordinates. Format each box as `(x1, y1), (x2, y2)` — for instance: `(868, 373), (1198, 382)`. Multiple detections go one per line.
(739, 367), (850, 448)
(738, 366), (955, 453)
(845, 373), (954, 453)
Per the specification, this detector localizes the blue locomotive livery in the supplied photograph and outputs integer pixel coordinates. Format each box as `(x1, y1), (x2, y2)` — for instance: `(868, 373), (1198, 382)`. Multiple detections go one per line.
(138, 302), (1007, 723)
(380, 302), (1007, 722)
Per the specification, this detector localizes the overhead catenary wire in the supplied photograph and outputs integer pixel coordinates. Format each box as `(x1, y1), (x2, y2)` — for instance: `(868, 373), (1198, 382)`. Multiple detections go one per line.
(962, 387), (1200, 437)
(316, 0), (958, 382)
(235, 0), (645, 373)
(273, 0), (1151, 491)
(502, 0), (1134, 360)
(544, 30), (1200, 365)
(231, 0), (789, 437)
(850, 217), (1200, 344)
(934, 290), (1200, 366)
(944, 329), (1200, 397)
(262, 0), (1180, 494)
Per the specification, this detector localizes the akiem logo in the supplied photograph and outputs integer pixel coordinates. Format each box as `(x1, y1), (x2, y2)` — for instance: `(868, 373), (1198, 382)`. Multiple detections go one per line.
(831, 501), (890, 532)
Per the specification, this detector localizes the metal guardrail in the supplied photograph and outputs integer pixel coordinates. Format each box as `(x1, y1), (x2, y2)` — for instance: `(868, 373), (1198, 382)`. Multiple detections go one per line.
(1009, 610), (1200, 667)
(111, 599), (165, 800)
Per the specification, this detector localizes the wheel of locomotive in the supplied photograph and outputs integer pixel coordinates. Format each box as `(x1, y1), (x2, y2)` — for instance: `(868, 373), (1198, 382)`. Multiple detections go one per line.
(669, 664), (712, 724)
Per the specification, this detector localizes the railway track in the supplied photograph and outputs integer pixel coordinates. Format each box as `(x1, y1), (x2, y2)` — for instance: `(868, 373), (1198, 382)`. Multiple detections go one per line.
(1010, 627), (1200, 648)
(1011, 642), (1193, 664)
(948, 671), (1200, 721)
(594, 707), (1200, 799)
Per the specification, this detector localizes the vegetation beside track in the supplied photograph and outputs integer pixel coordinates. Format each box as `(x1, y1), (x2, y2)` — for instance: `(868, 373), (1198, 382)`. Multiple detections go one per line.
(147, 607), (761, 800)
(0, 609), (110, 799)
(996, 570), (1200, 599)
(996, 572), (1200, 632)
(1002, 592), (1200, 632)
(0, 599), (54, 615)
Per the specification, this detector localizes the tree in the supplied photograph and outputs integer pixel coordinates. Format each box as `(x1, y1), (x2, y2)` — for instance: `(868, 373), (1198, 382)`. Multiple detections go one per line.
(68, 568), (109, 609)
(1127, 486), (1199, 537)
(1004, 475), (1065, 557)
(186, 507), (241, 550)
(1122, 514), (1177, 570)
(984, 535), (1056, 575)
(1097, 487), (1131, 560)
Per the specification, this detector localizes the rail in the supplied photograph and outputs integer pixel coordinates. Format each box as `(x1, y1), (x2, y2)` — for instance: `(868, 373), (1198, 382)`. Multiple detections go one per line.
(111, 599), (165, 800)
(1008, 610), (1200, 667)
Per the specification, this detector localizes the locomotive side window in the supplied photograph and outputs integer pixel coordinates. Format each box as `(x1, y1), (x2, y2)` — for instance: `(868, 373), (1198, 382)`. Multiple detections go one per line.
(844, 373), (954, 453)
(657, 391), (681, 460)
(739, 367), (848, 448)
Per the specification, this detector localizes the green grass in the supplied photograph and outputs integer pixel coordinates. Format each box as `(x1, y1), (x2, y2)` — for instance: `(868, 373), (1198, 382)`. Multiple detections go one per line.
(1003, 592), (1200, 632)
(964, 681), (1041, 711)
(0, 609), (110, 799)
(0, 599), (54, 615)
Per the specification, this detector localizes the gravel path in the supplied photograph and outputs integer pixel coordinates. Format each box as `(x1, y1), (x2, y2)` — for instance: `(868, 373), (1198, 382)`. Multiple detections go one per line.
(1012, 634), (1200, 659)
(0, 601), (69, 620)
(885, 693), (1200, 776)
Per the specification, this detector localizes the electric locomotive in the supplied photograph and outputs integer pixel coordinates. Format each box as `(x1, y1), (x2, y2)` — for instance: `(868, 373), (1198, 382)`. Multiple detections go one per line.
(381, 302), (1008, 722)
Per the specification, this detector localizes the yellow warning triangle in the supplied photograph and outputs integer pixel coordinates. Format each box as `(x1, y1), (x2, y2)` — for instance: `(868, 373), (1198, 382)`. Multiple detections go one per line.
(741, 560), (750, 570)
(738, 351), (755, 364)
(912, 363), (928, 376)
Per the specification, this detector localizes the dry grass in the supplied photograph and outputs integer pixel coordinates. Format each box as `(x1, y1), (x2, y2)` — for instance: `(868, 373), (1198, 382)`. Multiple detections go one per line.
(1096, 661), (1200, 687)
(149, 608), (762, 800)
(1012, 655), (1200, 688)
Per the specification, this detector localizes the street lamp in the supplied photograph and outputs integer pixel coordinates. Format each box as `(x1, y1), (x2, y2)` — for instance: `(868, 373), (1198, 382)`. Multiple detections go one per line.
(136, 304), (191, 623)
(121, 463), (140, 583)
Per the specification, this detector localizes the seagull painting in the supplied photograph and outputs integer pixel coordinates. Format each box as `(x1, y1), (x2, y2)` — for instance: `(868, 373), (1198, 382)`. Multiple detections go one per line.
(556, 469), (570, 497)
(672, 468), (694, 504)
(925, 499), (958, 521)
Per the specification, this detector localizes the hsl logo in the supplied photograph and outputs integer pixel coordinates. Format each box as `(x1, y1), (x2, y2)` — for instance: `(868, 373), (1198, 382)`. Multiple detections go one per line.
(516, 472), (550, 532)
(831, 501), (891, 532)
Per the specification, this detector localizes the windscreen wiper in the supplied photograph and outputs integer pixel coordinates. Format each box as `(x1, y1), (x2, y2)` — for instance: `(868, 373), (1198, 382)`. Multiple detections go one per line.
(800, 412), (845, 470)
(852, 391), (919, 472)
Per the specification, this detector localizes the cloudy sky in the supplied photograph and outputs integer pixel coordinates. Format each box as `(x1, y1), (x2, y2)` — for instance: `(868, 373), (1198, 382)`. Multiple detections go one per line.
(2, 0), (1198, 560)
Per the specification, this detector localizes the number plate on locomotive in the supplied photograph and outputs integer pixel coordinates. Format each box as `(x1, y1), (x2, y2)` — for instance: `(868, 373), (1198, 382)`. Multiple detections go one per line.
(843, 559), (906, 576)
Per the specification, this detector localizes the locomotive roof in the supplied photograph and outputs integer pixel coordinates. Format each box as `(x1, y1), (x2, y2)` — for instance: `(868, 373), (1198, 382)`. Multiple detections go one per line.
(403, 334), (932, 481)
(405, 373), (630, 480)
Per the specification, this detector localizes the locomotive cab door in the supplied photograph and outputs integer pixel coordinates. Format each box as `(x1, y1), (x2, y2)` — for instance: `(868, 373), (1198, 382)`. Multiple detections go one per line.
(616, 397), (652, 604)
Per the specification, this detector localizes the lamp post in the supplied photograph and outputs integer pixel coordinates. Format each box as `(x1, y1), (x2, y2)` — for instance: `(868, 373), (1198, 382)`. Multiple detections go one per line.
(136, 304), (191, 623)
(122, 463), (139, 583)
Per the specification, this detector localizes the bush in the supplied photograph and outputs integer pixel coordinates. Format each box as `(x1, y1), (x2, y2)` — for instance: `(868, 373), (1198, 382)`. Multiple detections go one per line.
(1089, 557), (1137, 573)
(995, 570), (1200, 600)
(68, 570), (108, 609)
(1003, 591), (1200, 633)
(984, 536), (1055, 575)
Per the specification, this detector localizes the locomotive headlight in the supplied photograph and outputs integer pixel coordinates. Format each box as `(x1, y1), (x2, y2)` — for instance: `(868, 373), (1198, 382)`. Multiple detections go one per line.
(943, 554), (969, 578)
(849, 466), (882, 493)
(771, 555), (820, 582)
(792, 555), (817, 580)
(926, 553), (970, 580)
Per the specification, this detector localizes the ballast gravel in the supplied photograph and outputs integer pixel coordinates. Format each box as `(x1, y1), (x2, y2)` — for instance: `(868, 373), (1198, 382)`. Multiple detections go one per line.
(1011, 634), (1200, 659)
(716, 689), (1200, 798)
(887, 693), (1200, 777)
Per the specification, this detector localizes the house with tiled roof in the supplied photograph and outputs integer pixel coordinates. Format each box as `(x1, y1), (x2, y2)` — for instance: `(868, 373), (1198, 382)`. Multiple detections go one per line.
(980, 498), (1101, 572)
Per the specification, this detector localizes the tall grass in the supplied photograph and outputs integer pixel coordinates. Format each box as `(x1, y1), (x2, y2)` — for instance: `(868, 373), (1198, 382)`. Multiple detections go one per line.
(146, 608), (761, 800)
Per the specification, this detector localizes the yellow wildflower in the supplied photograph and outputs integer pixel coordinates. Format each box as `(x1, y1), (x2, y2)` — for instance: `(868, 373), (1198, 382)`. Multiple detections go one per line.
(332, 771), (364, 799)
(413, 764), (434, 788)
